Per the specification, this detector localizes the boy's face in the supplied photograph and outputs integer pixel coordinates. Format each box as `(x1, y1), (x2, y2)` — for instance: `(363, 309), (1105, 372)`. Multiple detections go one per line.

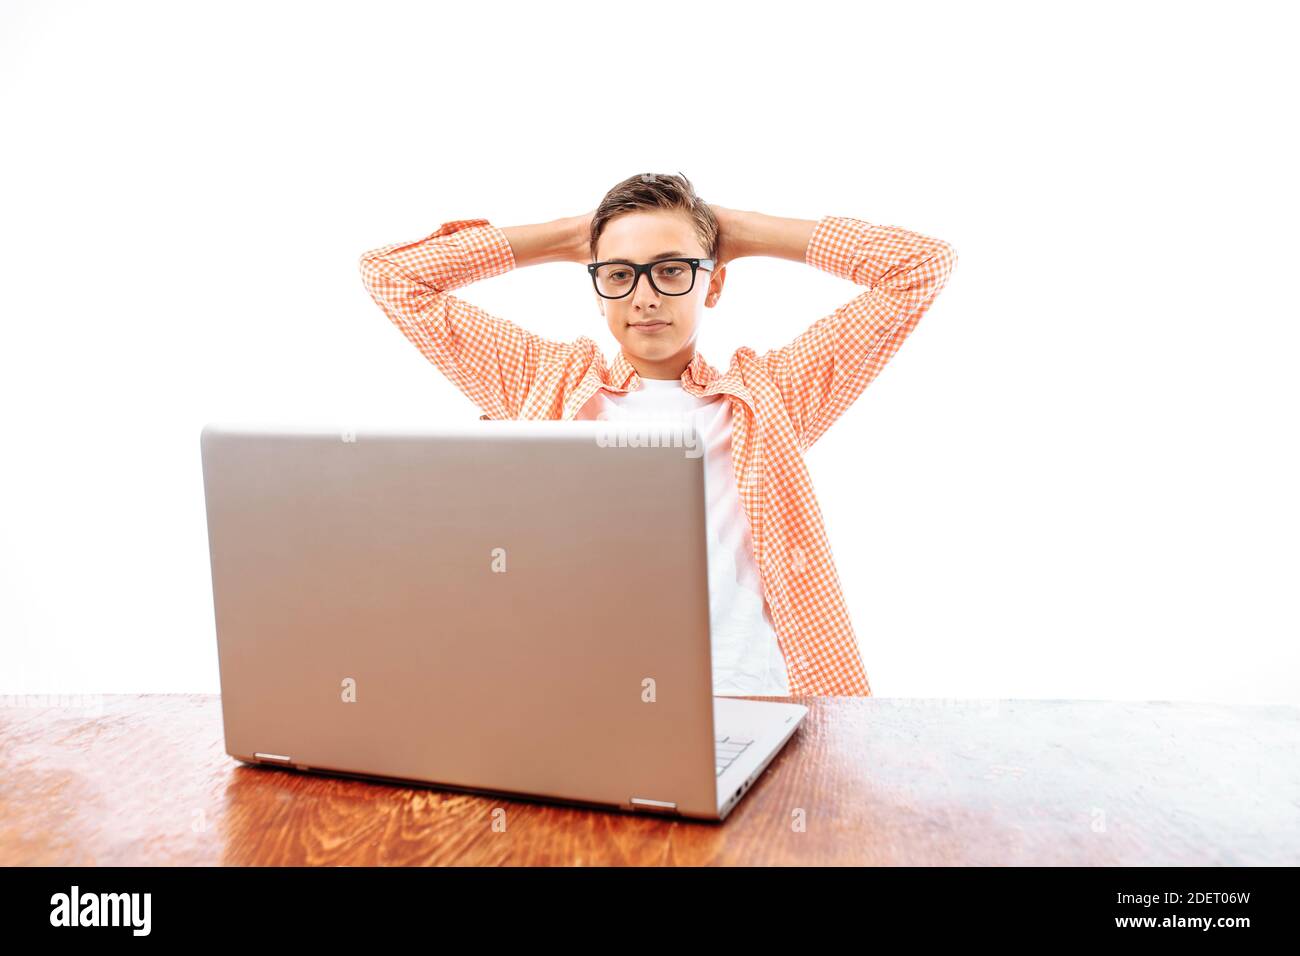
(592, 210), (726, 378)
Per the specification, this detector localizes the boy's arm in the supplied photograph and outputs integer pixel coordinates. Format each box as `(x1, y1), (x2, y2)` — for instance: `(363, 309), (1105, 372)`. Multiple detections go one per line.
(358, 217), (581, 420)
(732, 210), (957, 451)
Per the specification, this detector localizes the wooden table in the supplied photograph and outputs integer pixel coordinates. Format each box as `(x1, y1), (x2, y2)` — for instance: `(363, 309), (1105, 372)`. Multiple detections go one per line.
(1, 694), (1295, 865)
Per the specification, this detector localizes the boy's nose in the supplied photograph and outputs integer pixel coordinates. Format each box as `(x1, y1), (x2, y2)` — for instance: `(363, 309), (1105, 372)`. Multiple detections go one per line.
(631, 271), (662, 307)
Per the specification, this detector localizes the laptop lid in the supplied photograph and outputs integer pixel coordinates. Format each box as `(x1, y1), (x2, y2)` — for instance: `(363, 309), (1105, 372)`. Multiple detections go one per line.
(200, 420), (725, 819)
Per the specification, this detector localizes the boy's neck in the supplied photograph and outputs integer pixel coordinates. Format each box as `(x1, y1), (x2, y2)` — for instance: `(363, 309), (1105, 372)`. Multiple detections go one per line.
(625, 349), (693, 382)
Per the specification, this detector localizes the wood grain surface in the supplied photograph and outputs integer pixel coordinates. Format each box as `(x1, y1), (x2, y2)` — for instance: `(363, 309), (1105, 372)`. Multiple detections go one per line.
(1, 694), (1295, 865)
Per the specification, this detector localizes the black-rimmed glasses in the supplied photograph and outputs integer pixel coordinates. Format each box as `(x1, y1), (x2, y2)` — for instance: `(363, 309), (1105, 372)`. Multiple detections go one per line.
(587, 257), (714, 299)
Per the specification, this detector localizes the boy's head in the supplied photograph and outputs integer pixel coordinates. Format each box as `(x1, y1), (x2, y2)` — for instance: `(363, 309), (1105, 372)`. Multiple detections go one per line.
(588, 172), (727, 380)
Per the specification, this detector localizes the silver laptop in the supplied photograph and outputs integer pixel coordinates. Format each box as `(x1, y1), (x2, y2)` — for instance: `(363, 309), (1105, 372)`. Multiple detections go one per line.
(199, 420), (808, 822)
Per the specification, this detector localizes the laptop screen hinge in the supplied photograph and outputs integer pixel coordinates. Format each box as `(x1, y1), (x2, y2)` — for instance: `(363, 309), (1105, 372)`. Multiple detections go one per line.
(629, 797), (677, 814)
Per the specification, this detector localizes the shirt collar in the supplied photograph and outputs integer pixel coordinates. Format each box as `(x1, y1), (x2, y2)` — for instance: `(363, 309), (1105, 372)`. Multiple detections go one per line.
(610, 348), (716, 391)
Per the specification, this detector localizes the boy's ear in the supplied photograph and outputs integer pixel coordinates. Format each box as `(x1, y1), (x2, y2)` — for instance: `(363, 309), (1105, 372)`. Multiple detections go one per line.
(705, 262), (727, 306)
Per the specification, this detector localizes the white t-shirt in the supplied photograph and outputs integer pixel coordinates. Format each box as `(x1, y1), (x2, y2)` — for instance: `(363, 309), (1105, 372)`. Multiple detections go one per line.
(575, 374), (791, 696)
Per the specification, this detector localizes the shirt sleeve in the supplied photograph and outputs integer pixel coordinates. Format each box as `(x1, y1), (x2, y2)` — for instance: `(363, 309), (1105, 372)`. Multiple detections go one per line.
(358, 218), (573, 420)
(757, 215), (958, 451)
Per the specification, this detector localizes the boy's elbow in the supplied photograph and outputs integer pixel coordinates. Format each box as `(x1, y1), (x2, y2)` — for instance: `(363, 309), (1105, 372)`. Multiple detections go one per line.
(941, 239), (958, 272)
(928, 240), (958, 290)
(358, 250), (383, 283)
(358, 252), (406, 302)
(358, 251), (377, 291)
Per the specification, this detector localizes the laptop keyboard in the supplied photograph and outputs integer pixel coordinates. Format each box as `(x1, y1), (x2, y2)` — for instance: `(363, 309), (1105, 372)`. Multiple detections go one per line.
(715, 735), (755, 776)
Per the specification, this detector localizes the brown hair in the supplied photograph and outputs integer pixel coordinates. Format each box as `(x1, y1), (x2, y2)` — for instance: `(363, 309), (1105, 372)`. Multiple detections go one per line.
(589, 171), (719, 264)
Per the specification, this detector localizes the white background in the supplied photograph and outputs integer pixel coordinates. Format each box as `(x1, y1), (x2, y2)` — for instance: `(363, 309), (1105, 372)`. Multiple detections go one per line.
(1, 0), (1296, 704)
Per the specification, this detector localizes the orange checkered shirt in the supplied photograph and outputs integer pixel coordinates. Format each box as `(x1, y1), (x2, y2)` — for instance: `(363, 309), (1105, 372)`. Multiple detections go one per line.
(358, 215), (957, 696)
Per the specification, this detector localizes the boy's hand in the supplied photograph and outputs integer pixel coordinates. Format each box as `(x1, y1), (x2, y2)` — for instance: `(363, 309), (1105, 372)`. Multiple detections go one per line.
(709, 204), (741, 267)
(569, 209), (596, 264)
